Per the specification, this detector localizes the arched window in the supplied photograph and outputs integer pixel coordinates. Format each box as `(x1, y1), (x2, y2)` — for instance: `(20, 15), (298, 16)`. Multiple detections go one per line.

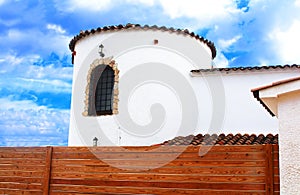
(83, 58), (119, 117)
(95, 65), (114, 115)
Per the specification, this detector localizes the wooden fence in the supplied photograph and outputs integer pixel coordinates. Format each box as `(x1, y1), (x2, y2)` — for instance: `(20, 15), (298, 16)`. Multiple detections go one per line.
(0, 145), (279, 195)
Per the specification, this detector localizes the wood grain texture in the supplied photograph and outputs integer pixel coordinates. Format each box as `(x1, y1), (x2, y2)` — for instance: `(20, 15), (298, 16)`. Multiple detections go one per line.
(0, 145), (280, 194)
(0, 147), (47, 194)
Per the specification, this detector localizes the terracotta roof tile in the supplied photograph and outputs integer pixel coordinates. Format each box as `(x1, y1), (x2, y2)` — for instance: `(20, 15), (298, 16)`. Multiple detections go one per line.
(69, 23), (217, 59)
(251, 76), (300, 92)
(191, 64), (300, 73)
(162, 133), (278, 146)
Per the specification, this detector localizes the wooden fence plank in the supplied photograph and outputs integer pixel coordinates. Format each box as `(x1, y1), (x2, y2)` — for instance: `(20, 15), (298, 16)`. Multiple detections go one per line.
(0, 147), (47, 153)
(51, 165), (266, 175)
(51, 179), (266, 190)
(0, 145), (280, 194)
(52, 145), (266, 153)
(0, 189), (43, 195)
(0, 183), (42, 190)
(51, 159), (266, 167)
(50, 184), (266, 195)
(0, 165), (45, 171)
(0, 152), (46, 159)
(51, 172), (265, 183)
(52, 151), (266, 160)
(0, 176), (42, 183)
(272, 144), (280, 193)
(265, 144), (274, 195)
(0, 147), (47, 194)
(43, 146), (52, 195)
(0, 170), (44, 177)
(0, 159), (46, 165)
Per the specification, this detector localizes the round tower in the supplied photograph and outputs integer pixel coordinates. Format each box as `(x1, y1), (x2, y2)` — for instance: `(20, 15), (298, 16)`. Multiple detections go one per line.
(68, 24), (216, 146)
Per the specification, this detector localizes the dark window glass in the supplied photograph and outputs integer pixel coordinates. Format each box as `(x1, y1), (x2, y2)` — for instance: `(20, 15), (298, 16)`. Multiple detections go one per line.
(95, 66), (114, 115)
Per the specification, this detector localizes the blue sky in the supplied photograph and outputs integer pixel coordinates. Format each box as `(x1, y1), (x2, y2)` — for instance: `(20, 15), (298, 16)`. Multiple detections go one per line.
(0, 0), (300, 146)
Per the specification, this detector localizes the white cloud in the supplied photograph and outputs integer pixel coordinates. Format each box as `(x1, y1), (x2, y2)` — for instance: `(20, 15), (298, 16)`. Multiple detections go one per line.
(0, 28), (71, 56)
(213, 53), (229, 68)
(0, 52), (72, 79)
(158, 0), (239, 26)
(201, 0), (300, 66)
(7, 29), (24, 40)
(0, 52), (72, 94)
(0, 0), (6, 6)
(126, 0), (154, 6)
(56, 0), (112, 12)
(0, 53), (39, 73)
(270, 20), (300, 64)
(0, 97), (69, 146)
(0, 76), (72, 94)
(218, 35), (242, 51)
(47, 24), (66, 34)
(0, 97), (46, 111)
(16, 78), (72, 93)
(0, 53), (22, 65)
(41, 33), (71, 55)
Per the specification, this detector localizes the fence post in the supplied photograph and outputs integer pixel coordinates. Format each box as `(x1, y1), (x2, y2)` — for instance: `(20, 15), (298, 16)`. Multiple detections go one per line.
(265, 144), (274, 195)
(43, 146), (53, 195)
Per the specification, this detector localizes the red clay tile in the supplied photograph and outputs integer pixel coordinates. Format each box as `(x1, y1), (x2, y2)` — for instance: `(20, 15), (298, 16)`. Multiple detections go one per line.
(162, 133), (278, 146)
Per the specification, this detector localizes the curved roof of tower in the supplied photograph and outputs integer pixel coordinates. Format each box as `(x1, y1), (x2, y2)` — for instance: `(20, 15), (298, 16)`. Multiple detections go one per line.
(69, 23), (217, 59)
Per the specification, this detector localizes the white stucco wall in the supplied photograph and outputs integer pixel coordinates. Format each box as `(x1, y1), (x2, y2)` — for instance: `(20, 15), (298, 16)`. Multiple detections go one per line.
(277, 91), (300, 194)
(69, 29), (213, 146)
(68, 29), (300, 146)
(253, 78), (300, 194)
(192, 69), (300, 135)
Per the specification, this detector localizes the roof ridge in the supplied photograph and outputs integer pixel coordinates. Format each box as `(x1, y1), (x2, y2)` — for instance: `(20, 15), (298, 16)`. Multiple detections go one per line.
(69, 23), (217, 59)
(191, 64), (300, 73)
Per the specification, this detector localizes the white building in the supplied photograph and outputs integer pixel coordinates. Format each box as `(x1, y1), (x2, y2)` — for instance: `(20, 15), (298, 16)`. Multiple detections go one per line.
(68, 24), (300, 146)
(252, 76), (300, 194)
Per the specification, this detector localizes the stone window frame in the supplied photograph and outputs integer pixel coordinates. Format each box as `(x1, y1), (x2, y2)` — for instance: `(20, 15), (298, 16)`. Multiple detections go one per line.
(83, 57), (119, 116)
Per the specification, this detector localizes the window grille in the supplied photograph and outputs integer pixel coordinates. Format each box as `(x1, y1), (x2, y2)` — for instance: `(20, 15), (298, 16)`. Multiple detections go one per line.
(95, 65), (114, 115)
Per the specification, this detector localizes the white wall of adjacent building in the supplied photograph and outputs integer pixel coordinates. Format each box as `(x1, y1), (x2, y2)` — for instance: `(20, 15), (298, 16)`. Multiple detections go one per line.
(278, 90), (300, 194)
(254, 78), (300, 194)
(192, 69), (300, 135)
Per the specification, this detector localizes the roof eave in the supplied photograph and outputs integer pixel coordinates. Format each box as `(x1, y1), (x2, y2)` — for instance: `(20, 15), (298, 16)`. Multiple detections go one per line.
(252, 90), (276, 117)
(69, 23), (217, 59)
(251, 76), (300, 117)
(191, 64), (300, 74)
